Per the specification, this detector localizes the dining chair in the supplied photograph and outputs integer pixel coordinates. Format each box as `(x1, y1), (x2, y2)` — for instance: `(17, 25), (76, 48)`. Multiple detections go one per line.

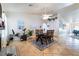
(47, 30), (54, 43)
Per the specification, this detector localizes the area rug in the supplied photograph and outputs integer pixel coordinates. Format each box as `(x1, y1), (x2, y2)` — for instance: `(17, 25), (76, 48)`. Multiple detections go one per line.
(0, 48), (6, 56)
(0, 46), (17, 56)
(32, 39), (56, 51)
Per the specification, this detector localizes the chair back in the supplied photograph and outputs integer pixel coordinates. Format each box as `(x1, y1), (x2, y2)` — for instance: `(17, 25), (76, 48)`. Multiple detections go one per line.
(12, 29), (15, 35)
(35, 29), (43, 35)
(47, 30), (54, 37)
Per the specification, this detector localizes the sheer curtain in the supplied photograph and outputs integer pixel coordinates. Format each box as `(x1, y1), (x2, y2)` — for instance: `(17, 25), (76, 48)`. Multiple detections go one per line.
(2, 12), (8, 47)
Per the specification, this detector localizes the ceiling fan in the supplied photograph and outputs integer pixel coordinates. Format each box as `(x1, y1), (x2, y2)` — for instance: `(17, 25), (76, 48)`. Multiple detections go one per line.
(41, 7), (57, 21)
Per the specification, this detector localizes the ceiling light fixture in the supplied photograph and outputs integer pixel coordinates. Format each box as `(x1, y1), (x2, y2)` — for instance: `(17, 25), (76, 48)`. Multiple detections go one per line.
(42, 7), (53, 20)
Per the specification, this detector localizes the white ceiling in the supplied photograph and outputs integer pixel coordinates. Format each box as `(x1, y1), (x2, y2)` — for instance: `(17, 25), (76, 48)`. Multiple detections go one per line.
(1, 3), (73, 15)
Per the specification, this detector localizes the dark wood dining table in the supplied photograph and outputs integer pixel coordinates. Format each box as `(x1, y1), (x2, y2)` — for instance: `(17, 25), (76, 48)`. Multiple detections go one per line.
(36, 33), (52, 45)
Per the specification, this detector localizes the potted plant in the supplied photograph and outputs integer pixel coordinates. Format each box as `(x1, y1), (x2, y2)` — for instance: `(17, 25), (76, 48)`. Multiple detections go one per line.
(27, 30), (33, 36)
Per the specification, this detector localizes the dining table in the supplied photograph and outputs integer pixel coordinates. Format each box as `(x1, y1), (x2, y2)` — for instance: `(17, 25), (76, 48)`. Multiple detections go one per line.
(36, 33), (52, 45)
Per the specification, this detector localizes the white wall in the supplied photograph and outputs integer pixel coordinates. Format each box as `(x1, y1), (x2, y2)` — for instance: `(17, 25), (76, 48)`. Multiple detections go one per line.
(6, 12), (59, 36)
(7, 12), (43, 34)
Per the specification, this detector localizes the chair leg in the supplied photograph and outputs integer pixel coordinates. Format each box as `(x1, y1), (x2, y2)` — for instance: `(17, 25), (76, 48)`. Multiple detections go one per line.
(46, 40), (48, 45)
(40, 38), (43, 45)
(36, 38), (39, 42)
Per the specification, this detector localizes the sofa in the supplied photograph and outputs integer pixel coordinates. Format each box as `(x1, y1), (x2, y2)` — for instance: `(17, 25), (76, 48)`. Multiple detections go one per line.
(73, 30), (79, 36)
